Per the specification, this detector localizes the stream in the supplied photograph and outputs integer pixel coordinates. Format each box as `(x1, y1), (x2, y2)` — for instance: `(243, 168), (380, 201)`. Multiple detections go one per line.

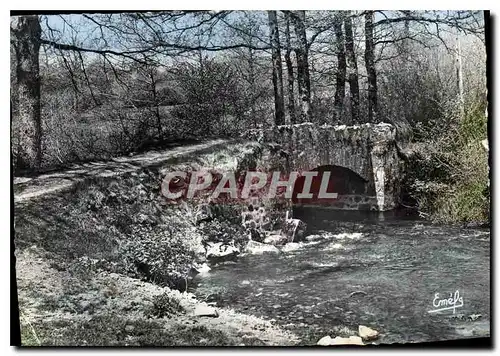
(191, 209), (490, 345)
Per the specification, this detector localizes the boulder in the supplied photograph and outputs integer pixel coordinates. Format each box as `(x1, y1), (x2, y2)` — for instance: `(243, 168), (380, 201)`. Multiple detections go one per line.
(245, 241), (280, 255)
(280, 242), (303, 252)
(330, 336), (365, 345)
(193, 305), (219, 317)
(249, 228), (265, 242)
(305, 234), (323, 242)
(206, 242), (240, 263)
(358, 325), (379, 341)
(192, 263), (211, 275)
(263, 234), (288, 246)
(283, 218), (307, 242)
(317, 335), (333, 346)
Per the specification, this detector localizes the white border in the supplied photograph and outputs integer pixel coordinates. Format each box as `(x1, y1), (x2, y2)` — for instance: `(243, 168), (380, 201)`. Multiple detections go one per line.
(2, 2), (498, 356)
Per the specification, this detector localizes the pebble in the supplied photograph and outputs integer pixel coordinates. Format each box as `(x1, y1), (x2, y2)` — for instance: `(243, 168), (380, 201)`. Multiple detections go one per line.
(193, 305), (219, 317)
(331, 336), (365, 345)
(317, 335), (333, 346)
(358, 325), (379, 340)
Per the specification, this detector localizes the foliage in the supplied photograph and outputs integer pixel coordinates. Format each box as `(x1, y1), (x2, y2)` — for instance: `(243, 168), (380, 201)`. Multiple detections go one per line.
(405, 97), (489, 223)
(146, 293), (185, 318)
(196, 203), (248, 249)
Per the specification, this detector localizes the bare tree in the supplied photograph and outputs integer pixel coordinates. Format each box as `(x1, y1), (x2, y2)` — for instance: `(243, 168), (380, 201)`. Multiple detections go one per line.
(364, 10), (378, 123)
(344, 11), (360, 124)
(283, 11), (296, 124)
(291, 10), (312, 122)
(268, 11), (285, 126)
(223, 11), (268, 128)
(138, 65), (163, 138)
(455, 33), (465, 120)
(333, 12), (346, 123)
(11, 15), (42, 170)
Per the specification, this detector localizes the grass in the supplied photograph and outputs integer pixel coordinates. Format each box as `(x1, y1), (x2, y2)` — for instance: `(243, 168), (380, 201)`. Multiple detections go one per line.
(432, 101), (489, 224)
(26, 314), (237, 346)
(20, 316), (42, 347)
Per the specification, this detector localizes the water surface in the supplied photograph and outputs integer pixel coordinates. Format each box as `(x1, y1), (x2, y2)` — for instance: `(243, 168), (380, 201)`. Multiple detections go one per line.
(192, 209), (490, 345)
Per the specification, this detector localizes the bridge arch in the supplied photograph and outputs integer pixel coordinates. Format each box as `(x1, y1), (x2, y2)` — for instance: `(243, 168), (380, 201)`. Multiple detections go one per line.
(246, 122), (403, 211)
(291, 165), (378, 209)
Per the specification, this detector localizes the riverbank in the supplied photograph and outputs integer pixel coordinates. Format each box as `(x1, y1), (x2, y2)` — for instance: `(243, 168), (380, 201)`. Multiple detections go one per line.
(14, 141), (297, 346)
(16, 246), (297, 346)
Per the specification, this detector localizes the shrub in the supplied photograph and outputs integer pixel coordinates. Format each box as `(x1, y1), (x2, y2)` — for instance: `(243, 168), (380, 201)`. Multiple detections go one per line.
(405, 97), (489, 224)
(146, 293), (185, 318)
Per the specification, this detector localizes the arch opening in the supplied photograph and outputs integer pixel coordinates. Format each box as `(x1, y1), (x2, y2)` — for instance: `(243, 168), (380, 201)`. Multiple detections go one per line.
(292, 165), (376, 209)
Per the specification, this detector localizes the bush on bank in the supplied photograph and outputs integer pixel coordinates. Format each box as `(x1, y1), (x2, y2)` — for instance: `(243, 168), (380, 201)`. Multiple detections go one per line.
(404, 98), (489, 224)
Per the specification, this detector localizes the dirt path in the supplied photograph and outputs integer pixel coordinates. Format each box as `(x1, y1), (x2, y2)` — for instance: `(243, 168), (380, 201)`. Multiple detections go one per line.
(14, 139), (228, 203)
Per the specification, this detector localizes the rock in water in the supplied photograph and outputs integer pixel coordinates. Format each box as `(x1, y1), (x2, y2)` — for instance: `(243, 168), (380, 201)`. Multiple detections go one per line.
(193, 305), (219, 317)
(358, 325), (379, 340)
(331, 336), (365, 345)
(245, 241), (280, 255)
(194, 263), (211, 275)
(205, 242), (240, 263)
(280, 242), (303, 252)
(305, 234), (323, 242)
(317, 335), (333, 346)
(263, 234), (288, 246)
(283, 218), (307, 242)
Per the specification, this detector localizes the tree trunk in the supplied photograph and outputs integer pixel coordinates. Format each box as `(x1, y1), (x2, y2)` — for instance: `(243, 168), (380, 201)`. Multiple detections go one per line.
(248, 47), (257, 128)
(268, 11), (285, 126)
(401, 10), (411, 62)
(291, 10), (312, 123)
(344, 11), (360, 124)
(11, 15), (42, 171)
(284, 11), (296, 125)
(150, 71), (163, 139)
(333, 12), (346, 123)
(364, 10), (378, 123)
(456, 34), (465, 120)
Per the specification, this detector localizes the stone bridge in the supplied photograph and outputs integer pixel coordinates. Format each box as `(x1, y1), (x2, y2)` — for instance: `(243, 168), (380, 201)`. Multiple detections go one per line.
(245, 122), (404, 211)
